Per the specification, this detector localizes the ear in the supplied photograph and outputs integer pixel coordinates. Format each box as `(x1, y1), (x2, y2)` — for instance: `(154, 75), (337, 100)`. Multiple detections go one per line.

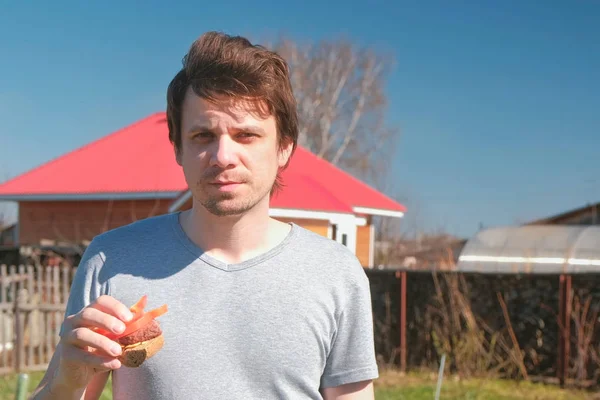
(277, 139), (294, 168)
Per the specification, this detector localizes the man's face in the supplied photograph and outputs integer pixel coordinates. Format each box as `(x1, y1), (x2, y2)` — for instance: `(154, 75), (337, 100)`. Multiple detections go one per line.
(177, 88), (292, 217)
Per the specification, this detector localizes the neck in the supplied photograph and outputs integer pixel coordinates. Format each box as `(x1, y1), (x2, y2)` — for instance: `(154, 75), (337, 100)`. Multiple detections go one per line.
(179, 198), (290, 264)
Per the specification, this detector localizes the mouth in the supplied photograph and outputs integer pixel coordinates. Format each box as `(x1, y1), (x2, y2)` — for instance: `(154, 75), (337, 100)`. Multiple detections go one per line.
(210, 181), (242, 185)
(209, 181), (243, 191)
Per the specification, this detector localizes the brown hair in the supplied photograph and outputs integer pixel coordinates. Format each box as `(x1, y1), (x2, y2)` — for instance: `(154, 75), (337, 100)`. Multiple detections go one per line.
(166, 31), (299, 194)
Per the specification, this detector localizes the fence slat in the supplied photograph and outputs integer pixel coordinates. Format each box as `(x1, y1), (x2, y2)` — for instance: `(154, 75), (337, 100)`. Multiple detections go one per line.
(52, 267), (60, 347)
(0, 264), (8, 369)
(45, 267), (52, 366)
(15, 265), (26, 372)
(36, 264), (43, 366)
(62, 265), (69, 306)
(26, 265), (34, 367)
(9, 265), (16, 303)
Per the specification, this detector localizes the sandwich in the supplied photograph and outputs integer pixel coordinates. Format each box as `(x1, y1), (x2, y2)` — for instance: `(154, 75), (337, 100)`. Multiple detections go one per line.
(95, 295), (168, 368)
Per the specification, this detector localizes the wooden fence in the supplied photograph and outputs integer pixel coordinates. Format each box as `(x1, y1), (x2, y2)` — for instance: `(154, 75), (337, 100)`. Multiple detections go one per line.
(0, 264), (73, 375)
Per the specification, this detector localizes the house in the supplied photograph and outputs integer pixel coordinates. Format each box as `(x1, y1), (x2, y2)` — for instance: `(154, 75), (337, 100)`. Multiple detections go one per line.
(525, 202), (600, 226)
(0, 112), (406, 267)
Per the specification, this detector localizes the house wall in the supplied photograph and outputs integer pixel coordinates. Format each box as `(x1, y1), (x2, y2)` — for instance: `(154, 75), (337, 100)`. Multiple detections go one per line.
(356, 224), (373, 267)
(273, 217), (330, 237)
(18, 199), (171, 245)
(276, 217), (374, 267)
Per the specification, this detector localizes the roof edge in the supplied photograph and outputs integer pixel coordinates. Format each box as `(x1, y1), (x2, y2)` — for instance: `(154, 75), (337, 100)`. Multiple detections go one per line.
(269, 207), (356, 219)
(353, 206), (405, 218)
(525, 201), (600, 225)
(168, 190), (193, 212)
(0, 192), (181, 201)
(297, 149), (407, 213)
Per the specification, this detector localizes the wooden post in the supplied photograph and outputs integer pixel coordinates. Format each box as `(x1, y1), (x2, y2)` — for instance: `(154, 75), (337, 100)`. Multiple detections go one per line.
(395, 270), (407, 372)
(558, 274), (572, 388)
(396, 271), (406, 372)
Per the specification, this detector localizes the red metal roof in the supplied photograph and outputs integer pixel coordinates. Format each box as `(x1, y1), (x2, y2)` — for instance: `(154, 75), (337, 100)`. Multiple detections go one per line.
(0, 113), (185, 197)
(0, 112), (406, 214)
(271, 173), (354, 213)
(283, 142), (406, 213)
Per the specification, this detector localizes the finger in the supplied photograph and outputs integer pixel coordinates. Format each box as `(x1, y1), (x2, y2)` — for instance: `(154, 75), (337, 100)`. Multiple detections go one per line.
(66, 327), (123, 358)
(79, 345), (115, 361)
(63, 344), (121, 371)
(91, 295), (134, 322)
(71, 307), (128, 336)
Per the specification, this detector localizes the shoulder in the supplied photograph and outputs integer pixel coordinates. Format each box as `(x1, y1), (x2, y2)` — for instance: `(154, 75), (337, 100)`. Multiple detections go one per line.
(289, 224), (369, 284)
(77, 213), (178, 272)
(91, 213), (177, 247)
(291, 224), (356, 258)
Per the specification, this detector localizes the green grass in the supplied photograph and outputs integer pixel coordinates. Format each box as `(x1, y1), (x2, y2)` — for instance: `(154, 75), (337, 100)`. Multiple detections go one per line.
(0, 371), (112, 400)
(374, 369), (597, 400)
(0, 369), (595, 400)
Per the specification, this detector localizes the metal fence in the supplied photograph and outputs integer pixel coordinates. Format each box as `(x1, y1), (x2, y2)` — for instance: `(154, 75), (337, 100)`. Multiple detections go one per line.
(365, 268), (600, 388)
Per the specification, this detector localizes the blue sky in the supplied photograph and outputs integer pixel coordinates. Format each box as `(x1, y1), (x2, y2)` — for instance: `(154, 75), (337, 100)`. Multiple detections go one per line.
(1, 0), (598, 238)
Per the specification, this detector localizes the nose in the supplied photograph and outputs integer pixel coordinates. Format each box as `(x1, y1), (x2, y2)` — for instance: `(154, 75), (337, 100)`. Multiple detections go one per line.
(209, 135), (239, 168)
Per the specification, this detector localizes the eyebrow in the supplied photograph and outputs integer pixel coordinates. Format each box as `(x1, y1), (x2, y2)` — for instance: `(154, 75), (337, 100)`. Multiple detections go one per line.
(235, 125), (267, 135)
(186, 124), (267, 135)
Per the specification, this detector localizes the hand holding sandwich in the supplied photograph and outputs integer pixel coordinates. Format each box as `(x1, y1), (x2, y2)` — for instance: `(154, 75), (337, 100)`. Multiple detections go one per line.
(51, 294), (167, 393)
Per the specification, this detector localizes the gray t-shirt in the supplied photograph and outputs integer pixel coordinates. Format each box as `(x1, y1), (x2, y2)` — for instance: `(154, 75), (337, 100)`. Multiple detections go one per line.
(62, 212), (379, 399)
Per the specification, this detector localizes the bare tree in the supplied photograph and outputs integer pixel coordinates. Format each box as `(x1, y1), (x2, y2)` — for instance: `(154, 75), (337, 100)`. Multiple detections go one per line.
(269, 36), (399, 185)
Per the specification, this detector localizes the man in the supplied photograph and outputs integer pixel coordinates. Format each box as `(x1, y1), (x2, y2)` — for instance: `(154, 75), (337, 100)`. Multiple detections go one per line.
(32, 31), (378, 399)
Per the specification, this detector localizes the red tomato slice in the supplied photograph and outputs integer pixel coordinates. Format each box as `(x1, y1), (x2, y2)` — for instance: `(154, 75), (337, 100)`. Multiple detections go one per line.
(129, 295), (148, 318)
(114, 303), (168, 339)
(92, 297), (167, 340)
(92, 327), (114, 337)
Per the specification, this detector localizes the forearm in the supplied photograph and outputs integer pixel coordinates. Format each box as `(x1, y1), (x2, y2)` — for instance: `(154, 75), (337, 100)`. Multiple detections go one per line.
(320, 380), (375, 400)
(30, 352), (85, 400)
(30, 377), (86, 400)
(31, 369), (109, 400)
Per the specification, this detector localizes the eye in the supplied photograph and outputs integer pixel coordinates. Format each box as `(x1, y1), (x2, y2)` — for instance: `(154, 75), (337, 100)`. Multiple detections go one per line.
(193, 131), (214, 140)
(238, 132), (258, 141)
